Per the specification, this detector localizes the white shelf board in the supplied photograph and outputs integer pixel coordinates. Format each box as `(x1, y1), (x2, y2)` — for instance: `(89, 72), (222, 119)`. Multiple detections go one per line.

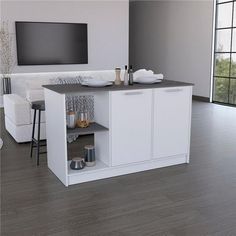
(68, 160), (109, 176)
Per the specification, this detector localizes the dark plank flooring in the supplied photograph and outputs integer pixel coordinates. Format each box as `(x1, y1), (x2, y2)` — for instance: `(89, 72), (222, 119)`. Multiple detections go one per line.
(1, 101), (236, 235)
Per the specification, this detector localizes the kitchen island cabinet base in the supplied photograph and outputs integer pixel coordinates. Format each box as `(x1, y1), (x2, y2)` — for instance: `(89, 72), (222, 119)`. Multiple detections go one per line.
(44, 82), (192, 187)
(67, 154), (187, 186)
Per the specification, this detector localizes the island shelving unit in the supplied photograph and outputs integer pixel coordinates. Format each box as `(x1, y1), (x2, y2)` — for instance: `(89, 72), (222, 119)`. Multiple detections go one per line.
(43, 80), (193, 187)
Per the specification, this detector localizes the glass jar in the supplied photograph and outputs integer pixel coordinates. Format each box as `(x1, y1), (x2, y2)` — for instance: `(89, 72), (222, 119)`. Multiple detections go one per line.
(66, 111), (76, 129)
(77, 110), (90, 128)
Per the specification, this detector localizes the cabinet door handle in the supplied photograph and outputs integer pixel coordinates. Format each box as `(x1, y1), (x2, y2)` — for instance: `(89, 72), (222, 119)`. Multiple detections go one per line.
(165, 88), (183, 93)
(124, 91), (143, 95)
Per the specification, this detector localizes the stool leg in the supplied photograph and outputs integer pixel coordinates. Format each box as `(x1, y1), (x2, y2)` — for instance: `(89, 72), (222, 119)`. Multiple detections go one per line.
(30, 109), (37, 158)
(37, 110), (41, 166)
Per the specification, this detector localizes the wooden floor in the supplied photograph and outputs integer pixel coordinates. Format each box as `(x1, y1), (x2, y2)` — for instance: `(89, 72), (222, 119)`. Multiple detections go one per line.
(1, 101), (236, 235)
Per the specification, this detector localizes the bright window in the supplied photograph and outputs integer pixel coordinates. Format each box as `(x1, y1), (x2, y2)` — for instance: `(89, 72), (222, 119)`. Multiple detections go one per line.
(213, 0), (236, 105)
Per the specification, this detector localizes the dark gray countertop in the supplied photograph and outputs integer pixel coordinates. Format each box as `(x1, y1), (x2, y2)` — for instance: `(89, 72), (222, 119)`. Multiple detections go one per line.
(43, 80), (193, 94)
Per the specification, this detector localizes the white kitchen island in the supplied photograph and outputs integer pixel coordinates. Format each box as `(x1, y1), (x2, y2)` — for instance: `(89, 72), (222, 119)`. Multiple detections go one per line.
(43, 80), (193, 186)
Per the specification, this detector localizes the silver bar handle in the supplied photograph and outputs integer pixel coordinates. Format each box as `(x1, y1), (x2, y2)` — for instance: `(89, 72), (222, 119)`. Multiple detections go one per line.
(124, 91), (143, 95)
(165, 88), (183, 93)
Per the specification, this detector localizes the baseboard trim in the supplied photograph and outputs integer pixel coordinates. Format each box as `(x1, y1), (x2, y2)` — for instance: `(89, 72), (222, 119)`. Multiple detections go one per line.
(192, 95), (210, 102)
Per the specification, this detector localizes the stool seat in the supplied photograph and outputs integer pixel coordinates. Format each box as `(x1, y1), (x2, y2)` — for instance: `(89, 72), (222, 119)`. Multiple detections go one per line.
(31, 100), (45, 111)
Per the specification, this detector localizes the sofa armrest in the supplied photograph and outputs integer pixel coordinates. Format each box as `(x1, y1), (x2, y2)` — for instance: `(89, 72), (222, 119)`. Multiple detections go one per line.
(3, 94), (31, 125)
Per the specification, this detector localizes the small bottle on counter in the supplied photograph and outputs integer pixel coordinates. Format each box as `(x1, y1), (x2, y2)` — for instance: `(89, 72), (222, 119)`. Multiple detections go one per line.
(115, 67), (122, 85)
(124, 65), (129, 86)
(129, 65), (134, 85)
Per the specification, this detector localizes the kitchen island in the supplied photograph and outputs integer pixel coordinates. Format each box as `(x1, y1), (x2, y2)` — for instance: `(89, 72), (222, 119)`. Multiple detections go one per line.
(43, 80), (193, 186)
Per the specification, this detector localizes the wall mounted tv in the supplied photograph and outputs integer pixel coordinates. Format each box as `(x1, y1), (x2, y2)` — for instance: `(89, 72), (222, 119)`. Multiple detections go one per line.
(15, 22), (88, 65)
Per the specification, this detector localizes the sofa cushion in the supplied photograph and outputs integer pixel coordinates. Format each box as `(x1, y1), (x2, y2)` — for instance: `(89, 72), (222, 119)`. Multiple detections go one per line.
(5, 116), (46, 143)
(25, 78), (49, 90)
(26, 89), (44, 102)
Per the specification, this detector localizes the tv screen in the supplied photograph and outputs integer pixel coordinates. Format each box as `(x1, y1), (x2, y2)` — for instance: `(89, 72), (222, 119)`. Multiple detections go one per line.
(15, 22), (88, 65)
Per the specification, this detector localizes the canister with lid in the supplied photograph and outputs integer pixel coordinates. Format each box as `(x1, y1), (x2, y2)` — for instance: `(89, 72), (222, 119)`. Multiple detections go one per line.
(84, 145), (95, 167)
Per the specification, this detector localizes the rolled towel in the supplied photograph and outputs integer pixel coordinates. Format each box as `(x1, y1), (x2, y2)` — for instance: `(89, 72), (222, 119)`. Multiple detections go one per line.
(134, 74), (164, 82)
(133, 69), (154, 80)
(153, 74), (164, 80)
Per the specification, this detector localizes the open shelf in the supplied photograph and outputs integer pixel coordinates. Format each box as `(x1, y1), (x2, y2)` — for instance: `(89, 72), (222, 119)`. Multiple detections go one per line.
(67, 122), (108, 136)
(68, 160), (109, 176)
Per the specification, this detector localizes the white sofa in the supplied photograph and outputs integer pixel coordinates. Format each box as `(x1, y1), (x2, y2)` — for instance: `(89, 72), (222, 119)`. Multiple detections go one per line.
(3, 70), (118, 143)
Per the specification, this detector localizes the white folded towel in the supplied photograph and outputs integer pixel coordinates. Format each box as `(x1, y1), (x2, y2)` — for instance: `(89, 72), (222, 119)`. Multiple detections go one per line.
(133, 69), (164, 82)
(133, 69), (154, 80)
(147, 74), (164, 80)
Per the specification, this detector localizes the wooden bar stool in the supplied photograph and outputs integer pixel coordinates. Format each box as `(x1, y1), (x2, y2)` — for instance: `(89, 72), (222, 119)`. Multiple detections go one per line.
(30, 100), (46, 165)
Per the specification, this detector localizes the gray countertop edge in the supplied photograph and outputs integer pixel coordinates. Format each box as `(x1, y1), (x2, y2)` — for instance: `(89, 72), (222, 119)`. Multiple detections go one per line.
(42, 80), (194, 94)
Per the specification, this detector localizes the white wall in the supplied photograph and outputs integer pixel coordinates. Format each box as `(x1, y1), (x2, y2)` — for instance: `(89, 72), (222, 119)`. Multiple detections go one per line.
(0, 0), (129, 73)
(0, 0), (129, 106)
(130, 0), (214, 98)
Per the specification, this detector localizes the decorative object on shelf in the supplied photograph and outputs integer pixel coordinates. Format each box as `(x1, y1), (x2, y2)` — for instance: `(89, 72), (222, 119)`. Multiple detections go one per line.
(0, 21), (15, 94)
(70, 157), (85, 170)
(128, 65), (134, 85)
(77, 110), (90, 128)
(65, 94), (94, 122)
(115, 67), (122, 85)
(66, 95), (79, 143)
(55, 77), (95, 121)
(65, 94), (94, 143)
(66, 111), (76, 129)
(76, 96), (90, 128)
(84, 145), (95, 167)
(124, 65), (129, 86)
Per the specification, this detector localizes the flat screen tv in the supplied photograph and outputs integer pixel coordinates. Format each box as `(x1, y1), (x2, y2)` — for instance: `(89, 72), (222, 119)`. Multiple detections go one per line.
(15, 22), (88, 65)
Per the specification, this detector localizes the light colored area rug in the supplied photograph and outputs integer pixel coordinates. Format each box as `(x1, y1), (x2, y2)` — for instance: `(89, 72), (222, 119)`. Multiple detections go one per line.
(0, 138), (3, 149)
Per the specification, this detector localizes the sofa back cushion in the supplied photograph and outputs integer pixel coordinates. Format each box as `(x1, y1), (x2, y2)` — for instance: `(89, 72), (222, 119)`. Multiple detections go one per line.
(25, 78), (50, 90)
(10, 70), (119, 99)
(26, 89), (44, 102)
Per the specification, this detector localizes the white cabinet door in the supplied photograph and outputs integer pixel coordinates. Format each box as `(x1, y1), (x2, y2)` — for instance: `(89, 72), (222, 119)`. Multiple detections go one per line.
(110, 89), (152, 166)
(153, 87), (192, 158)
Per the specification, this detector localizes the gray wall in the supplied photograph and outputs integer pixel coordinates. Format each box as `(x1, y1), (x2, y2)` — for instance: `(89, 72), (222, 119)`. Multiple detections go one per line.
(130, 0), (214, 98)
(1, 0), (129, 73)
